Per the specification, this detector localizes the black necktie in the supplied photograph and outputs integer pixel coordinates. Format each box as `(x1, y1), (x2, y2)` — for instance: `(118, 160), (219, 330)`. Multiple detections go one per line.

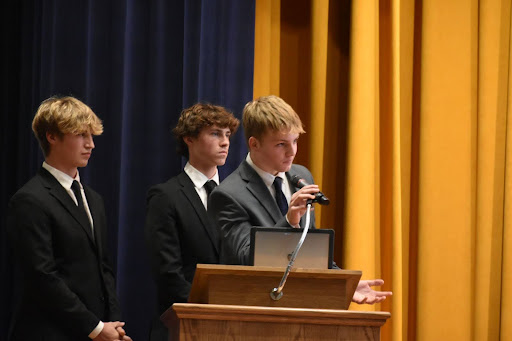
(273, 176), (288, 216)
(71, 180), (91, 228)
(204, 180), (217, 199)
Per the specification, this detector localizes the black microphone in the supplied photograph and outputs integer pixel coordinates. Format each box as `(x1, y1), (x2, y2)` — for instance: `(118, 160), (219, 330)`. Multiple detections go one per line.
(289, 175), (330, 205)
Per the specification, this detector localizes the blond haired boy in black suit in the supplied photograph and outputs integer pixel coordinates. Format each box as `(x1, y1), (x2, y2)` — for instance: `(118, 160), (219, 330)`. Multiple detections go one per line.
(7, 96), (131, 340)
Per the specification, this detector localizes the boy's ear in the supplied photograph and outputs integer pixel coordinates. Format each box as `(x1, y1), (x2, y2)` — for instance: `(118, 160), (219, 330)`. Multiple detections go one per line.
(46, 132), (58, 145)
(184, 136), (194, 147)
(248, 136), (259, 150)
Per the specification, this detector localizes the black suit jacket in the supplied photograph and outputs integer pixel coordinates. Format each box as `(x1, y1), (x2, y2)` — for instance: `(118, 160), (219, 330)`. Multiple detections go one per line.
(209, 161), (316, 265)
(144, 171), (219, 316)
(6, 168), (120, 341)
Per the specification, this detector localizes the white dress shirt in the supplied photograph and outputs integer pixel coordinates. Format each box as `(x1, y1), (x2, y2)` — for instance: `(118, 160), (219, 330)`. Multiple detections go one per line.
(184, 162), (219, 210)
(42, 162), (94, 229)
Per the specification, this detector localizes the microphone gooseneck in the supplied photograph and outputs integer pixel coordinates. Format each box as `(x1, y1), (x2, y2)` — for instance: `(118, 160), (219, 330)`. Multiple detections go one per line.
(269, 174), (329, 300)
(270, 202), (312, 301)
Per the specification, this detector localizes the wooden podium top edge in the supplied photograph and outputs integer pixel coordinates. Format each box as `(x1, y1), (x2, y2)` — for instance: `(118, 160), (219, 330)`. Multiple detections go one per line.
(173, 303), (390, 317)
(195, 264), (362, 278)
(169, 303), (390, 327)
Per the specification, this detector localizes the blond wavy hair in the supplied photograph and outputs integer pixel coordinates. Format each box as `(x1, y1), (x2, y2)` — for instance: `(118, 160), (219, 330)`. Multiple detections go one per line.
(32, 96), (103, 156)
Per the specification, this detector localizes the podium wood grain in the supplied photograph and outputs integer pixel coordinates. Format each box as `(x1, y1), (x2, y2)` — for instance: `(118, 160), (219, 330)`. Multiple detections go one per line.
(165, 303), (390, 341)
(188, 264), (362, 310)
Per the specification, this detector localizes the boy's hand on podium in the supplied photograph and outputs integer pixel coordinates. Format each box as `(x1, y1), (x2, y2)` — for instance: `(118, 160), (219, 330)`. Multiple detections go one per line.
(352, 279), (393, 304)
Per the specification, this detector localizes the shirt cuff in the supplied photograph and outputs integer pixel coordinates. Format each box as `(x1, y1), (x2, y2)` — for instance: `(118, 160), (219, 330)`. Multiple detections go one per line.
(89, 321), (104, 339)
(285, 215), (300, 228)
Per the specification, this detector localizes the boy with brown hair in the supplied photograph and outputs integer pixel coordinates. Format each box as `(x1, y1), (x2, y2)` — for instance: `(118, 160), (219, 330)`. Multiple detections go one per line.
(144, 103), (239, 340)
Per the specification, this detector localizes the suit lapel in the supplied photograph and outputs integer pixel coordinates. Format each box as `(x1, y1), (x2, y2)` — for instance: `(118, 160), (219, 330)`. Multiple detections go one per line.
(239, 161), (283, 223)
(38, 168), (96, 245)
(177, 172), (219, 253)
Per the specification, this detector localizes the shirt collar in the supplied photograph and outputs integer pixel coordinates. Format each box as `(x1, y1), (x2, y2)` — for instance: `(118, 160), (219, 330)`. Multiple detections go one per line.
(42, 161), (81, 190)
(246, 153), (286, 188)
(184, 162), (219, 189)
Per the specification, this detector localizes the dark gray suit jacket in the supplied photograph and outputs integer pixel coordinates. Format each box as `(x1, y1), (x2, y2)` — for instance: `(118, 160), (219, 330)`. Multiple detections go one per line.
(6, 168), (120, 341)
(209, 161), (316, 265)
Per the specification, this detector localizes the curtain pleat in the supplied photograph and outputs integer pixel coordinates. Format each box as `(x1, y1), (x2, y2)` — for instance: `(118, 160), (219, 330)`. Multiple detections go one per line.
(473, 0), (510, 338)
(308, 1), (329, 228)
(253, 0), (281, 97)
(501, 13), (512, 338)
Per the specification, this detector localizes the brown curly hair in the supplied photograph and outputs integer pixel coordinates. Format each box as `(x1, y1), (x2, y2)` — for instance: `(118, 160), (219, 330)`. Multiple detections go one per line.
(173, 103), (240, 158)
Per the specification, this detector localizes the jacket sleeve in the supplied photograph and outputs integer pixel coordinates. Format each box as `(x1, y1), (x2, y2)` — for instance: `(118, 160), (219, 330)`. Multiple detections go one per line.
(208, 188), (290, 265)
(145, 186), (191, 314)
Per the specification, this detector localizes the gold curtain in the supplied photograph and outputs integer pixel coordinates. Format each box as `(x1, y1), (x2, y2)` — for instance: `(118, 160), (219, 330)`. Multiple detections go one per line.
(254, 0), (351, 255)
(253, 0), (511, 340)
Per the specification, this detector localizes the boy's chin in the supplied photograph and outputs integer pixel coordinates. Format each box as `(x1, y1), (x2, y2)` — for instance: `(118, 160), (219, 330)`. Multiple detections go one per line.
(281, 164), (293, 172)
(215, 159), (227, 167)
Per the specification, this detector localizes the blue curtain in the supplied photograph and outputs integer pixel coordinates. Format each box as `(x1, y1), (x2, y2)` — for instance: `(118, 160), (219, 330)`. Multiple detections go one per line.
(0, 0), (255, 339)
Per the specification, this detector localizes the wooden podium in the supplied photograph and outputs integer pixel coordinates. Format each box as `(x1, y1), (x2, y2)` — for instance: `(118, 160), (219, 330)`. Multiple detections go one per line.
(161, 264), (390, 340)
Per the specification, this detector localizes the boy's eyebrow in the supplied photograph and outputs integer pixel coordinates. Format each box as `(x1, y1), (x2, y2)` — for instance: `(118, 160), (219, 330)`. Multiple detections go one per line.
(274, 137), (298, 143)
